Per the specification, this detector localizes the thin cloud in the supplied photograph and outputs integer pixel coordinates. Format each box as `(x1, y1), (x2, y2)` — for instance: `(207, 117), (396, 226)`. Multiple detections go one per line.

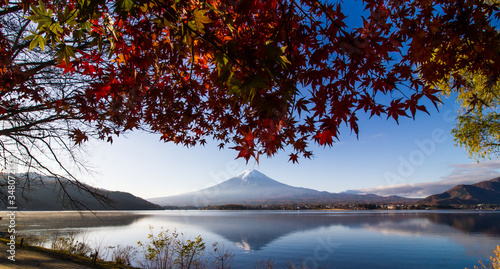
(359, 133), (386, 144)
(358, 160), (500, 198)
(369, 133), (386, 139)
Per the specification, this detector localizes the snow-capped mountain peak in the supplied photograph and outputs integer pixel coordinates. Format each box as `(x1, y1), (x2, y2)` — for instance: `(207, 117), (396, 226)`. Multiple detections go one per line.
(236, 169), (254, 182)
(236, 169), (267, 182)
(231, 169), (283, 186)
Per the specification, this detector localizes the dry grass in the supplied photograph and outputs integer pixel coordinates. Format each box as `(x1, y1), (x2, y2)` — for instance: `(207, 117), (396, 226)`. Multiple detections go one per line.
(0, 237), (139, 269)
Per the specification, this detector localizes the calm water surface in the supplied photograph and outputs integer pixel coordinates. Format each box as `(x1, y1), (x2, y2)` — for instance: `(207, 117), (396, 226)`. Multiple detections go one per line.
(10, 210), (500, 268)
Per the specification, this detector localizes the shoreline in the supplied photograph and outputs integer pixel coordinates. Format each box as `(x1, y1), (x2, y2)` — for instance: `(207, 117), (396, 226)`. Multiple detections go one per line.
(2, 207), (500, 212)
(0, 238), (138, 269)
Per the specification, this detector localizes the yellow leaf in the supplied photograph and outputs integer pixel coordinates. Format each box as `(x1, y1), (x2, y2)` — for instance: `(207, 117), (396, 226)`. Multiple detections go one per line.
(194, 9), (212, 24)
(192, 9), (212, 33)
(112, 54), (127, 64)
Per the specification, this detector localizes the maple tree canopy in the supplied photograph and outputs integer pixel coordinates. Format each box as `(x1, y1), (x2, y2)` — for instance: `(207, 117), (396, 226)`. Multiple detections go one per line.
(1, 0), (500, 165)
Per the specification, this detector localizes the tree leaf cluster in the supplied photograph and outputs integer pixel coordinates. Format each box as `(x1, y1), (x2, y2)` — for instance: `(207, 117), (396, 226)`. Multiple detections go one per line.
(2, 0), (500, 165)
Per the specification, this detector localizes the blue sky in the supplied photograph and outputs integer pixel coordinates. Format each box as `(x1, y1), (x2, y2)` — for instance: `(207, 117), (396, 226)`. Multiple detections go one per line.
(79, 95), (500, 199)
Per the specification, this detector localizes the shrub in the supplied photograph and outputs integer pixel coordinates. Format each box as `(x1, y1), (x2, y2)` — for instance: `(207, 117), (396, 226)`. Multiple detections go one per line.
(211, 242), (234, 269)
(137, 226), (207, 269)
(111, 245), (137, 266)
(50, 230), (91, 257)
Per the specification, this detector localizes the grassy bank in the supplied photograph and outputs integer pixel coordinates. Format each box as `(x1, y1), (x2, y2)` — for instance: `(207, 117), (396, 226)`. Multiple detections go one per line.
(0, 237), (139, 269)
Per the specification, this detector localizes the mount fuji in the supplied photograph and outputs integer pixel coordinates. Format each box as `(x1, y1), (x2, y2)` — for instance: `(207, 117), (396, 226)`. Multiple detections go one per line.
(149, 170), (414, 206)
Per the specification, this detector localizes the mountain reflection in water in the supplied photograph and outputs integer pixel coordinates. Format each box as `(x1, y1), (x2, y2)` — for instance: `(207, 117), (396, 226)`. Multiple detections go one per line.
(151, 211), (500, 251)
(13, 210), (500, 269)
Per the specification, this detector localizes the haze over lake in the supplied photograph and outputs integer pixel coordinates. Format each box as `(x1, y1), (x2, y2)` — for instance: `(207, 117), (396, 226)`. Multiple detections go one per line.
(12, 210), (500, 268)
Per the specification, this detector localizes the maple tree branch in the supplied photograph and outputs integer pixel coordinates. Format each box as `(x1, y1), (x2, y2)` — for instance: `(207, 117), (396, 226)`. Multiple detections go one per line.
(0, 5), (22, 16)
(5, 134), (60, 175)
(2, 130), (111, 210)
(17, 60), (60, 67)
(35, 134), (82, 183)
(0, 115), (67, 136)
(23, 60), (58, 77)
(0, 104), (51, 121)
(189, 41), (195, 82)
(11, 21), (30, 55)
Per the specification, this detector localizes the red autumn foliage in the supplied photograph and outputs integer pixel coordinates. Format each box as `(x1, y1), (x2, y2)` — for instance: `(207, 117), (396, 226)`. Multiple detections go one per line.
(1, 0), (499, 163)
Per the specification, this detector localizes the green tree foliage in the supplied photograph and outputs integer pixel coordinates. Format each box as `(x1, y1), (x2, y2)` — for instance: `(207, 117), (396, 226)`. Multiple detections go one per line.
(434, 55), (500, 159)
(449, 72), (500, 159)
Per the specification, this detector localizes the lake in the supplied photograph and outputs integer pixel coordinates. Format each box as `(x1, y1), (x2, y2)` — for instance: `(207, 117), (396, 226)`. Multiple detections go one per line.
(9, 210), (500, 268)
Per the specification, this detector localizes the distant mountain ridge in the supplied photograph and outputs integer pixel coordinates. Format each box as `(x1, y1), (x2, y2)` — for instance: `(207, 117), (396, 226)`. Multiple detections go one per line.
(1, 173), (162, 210)
(149, 170), (416, 206)
(420, 177), (500, 206)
